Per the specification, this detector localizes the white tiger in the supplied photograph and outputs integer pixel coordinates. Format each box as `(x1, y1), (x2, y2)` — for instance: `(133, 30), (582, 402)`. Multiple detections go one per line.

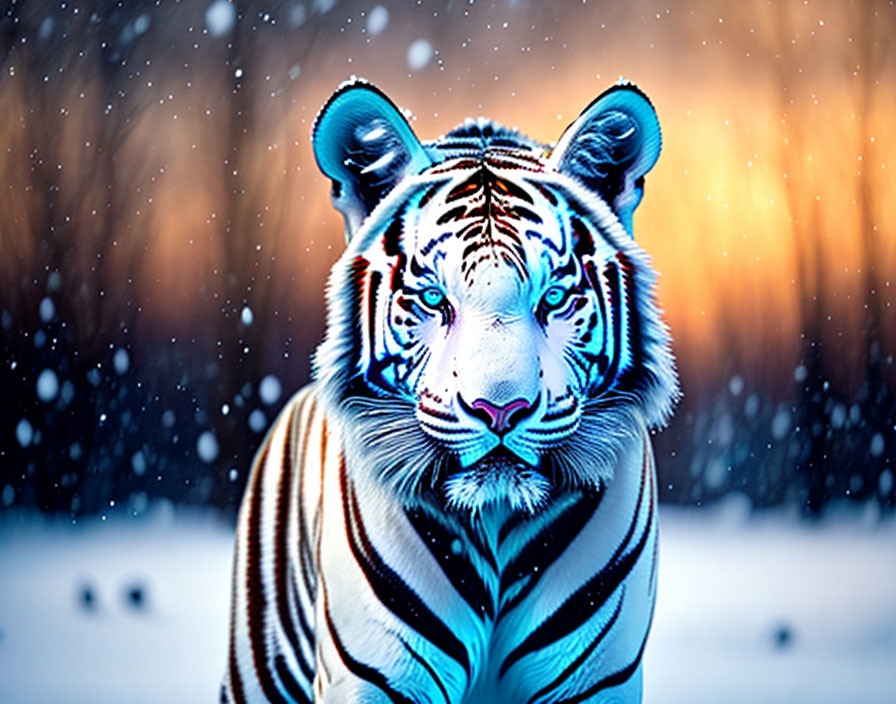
(222, 78), (678, 704)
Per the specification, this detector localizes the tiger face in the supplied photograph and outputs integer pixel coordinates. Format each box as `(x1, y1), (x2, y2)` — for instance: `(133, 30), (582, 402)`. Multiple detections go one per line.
(313, 80), (677, 512)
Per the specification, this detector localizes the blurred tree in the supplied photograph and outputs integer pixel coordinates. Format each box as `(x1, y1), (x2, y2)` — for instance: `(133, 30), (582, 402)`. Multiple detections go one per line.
(847, 0), (894, 509)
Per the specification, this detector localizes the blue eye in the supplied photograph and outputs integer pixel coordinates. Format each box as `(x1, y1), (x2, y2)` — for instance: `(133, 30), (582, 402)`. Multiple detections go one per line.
(542, 286), (567, 309)
(421, 287), (446, 308)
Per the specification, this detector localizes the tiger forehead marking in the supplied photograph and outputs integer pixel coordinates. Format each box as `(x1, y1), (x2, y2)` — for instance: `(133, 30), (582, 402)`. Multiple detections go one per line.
(409, 160), (563, 289)
(402, 159), (598, 300)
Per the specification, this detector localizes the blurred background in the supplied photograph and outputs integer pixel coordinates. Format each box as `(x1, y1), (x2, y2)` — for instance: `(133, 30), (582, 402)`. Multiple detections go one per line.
(0, 1), (895, 702)
(1, 0), (894, 518)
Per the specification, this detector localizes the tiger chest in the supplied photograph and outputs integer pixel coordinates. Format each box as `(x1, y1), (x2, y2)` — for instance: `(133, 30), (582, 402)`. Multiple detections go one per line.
(312, 430), (657, 704)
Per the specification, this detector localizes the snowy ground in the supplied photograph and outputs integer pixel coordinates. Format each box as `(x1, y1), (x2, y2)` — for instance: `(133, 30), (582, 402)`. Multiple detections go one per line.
(1, 503), (894, 704)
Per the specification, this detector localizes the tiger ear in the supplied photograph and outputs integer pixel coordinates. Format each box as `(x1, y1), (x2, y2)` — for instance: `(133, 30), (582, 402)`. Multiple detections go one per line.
(312, 80), (432, 240)
(549, 83), (661, 235)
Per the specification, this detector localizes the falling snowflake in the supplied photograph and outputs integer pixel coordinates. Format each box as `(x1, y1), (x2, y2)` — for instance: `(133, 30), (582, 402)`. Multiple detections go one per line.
(259, 375), (282, 406)
(36, 369), (59, 403)
(113, 348), (130, 375)
(367, 6), (389, 36)
(206, 0), (237, 37)
(197, 431), (220, 463)
(407, 39), (433, 71)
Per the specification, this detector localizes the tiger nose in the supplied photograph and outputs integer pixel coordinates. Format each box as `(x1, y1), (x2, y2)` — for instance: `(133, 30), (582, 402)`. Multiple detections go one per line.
(460, 395), (537, 435)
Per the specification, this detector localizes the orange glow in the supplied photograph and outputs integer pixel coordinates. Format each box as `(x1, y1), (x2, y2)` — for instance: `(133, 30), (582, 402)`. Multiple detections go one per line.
(1, 0), (893, 396)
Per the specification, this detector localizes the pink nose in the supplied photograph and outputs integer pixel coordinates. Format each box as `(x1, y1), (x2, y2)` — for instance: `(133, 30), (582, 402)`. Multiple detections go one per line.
(467, 397), (535, 434)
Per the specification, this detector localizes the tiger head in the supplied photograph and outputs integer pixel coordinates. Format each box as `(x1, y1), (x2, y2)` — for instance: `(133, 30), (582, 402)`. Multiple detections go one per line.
(312, 79), (678, 513)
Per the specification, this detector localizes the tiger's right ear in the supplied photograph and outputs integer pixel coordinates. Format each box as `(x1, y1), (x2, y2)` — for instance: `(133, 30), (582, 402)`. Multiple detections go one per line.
(312, 80), (432, 240)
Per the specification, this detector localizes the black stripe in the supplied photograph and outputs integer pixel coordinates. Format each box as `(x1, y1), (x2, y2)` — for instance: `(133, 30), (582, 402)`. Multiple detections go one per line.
(589, 260), (622, 397)
(340, 462), (472, 675)
(459, 514), (499, 574)
(493, 175), (535, 204)
(322, 578), (414, 704)
(540, 401), (578, 423)
(228, 536), (249, 704)
(419, 421), (477, 436)
(500, 451), (651, 675)
(571, 216), (596, 258)
(585, 260), (609, 365)
(399, 638), (452, 704)
(555, 631), (648, 704)
(436, 205), (468, 224)
(498, 490), (602, 618)
(445, 171), (482, 202)
(527, 180), (558, 206)
(612, 251), (647, 391)
(274, 403), (305, 678)
(417, 182), (443, 209)
(383, 216), (403, 256)
(526, 590), (625, 704)
(365, 271), (390, 391)
(314, 442), (330, 692)
(512, 205), (542, 224)
(420, 230), (455, 256)
(406, 506), (495, 620)
(296, 399), (318, 620)
(245, 442), (291, 703)
(497, 511), (529, 545)
(275, 654), (311, 704)
(527, 419), (579, 437)
(288, 578), (316, 682)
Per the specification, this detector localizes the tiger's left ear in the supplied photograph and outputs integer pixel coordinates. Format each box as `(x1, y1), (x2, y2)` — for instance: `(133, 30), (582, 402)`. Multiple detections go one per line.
(313, 79), (432, 240)
(549, 83), (661, 235)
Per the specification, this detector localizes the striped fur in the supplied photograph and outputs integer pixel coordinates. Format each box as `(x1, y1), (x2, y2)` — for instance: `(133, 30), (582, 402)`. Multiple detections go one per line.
(224, 80), (677, 703)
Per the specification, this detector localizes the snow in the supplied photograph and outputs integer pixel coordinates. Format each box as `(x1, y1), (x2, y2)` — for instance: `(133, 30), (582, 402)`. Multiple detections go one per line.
(881, 470), (894, 495)
(39, 296), (55, 323)
(248, 408), (266, 432)
(87, 367), (101, 386)
(644, 507), (896, 703)
(367, 5), (389, 36)
(240, 305), (253, 326)
(36, 369), (59, 402)
(133, 14), (151, 36)
(728, 374), (743, 396)
(131, 450), (147, 476)
(15, 418), (34, 447)
(258, 374), (282, 405)
(771, 406), (790, 439)
(60, 379), (75, 406)
(38, 17), (54, 41)
(205, 0), (236, 37)
(288, 3), (307, 29)
(407, 39), (434, 71)
(0, 511), (231, 704)
(313, 0), (337, 14)
(113, 348), (130, 375)
(196, 431), (220, 463)
(0, 507), (893, 703)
